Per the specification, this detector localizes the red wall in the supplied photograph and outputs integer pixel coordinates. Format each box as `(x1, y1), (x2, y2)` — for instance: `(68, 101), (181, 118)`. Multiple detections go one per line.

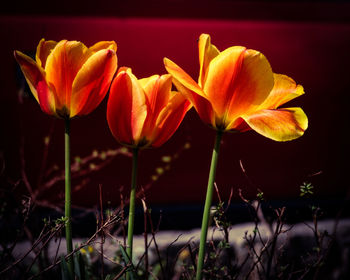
(1, 15), (349, 207)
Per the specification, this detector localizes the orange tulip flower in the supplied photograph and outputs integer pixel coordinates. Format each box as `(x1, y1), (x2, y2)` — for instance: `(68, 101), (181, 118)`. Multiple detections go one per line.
(164, 34), (308, 141)
(107, 67), (191, 148)
(14, 39), (118, 119)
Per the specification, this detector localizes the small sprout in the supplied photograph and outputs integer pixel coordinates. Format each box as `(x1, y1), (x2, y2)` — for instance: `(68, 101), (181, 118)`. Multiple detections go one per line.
(161, 156), (172, 163)
(184, 142), (191, 149)
(44, 136), (50, 145)
(92, 150), (98, 157)
(155, 167), (164, 175)
(55, 216), (68, 226)
(74, 156), (81, 163)
(257, 191), (264, 201)
(100, 151), (107, 160)
(178, 248), (190, 261)
(89, 163), (96, 170)
(300, 182), (314, 197)
(120, 147), (128, 154)
(218, 241), (230, 249)
(313, 246), (320, 253)
(279, 264), (289, 272)
(151, 175), (158, 181)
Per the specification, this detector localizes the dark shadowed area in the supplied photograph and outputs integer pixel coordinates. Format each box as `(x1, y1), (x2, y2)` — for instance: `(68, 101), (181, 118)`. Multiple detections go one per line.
(1, 0), (350, 234)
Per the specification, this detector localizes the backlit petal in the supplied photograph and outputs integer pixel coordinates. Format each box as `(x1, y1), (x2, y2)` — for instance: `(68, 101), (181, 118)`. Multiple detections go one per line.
(14, 50), (56, 115)
(198, 34), (220, 88)
(45, 40), (91, 112)
(152, 92), (192, 147)
(71, 49), (118, 117)
(204, 47), (274, 127)
(242, 107), (308, 141)
(164, 57), (214, 126)
(258, 74), (305, 110)
(143, 74), (172, 120)
(107, 68), (147, 146)
(89, 41), (117, 53)
(141, 74), (173, 139)
(36, 38), (57, 68)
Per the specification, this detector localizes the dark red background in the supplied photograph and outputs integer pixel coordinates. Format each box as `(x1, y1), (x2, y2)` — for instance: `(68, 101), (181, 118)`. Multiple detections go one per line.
(1, 1), (350, 210)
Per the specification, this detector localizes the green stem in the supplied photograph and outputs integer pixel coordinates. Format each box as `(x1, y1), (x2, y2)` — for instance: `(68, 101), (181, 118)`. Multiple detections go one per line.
(126, 147), (139, 279)
(196, 130), (223, 280)
(64, 118), (74, 277)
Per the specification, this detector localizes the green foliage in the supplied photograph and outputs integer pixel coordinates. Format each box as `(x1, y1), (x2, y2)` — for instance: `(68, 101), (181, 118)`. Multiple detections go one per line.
(119, 244), (137, 280)
(60, 256), (72, 280)
(300, 182), (314, 197)
(257, 191), (264, 201)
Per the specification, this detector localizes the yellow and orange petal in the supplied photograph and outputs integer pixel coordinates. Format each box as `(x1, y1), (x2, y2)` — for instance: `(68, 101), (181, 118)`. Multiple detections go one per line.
(44, 40), (91, 111)
(141, 74), (173, 138)
(242, 107), (308, 141)
(70, 48), (118, 117)
(198, 34), (220, 88)
(14, 50), (56, 115)
(89, 41), (117, 53)
(107, 68), (147, 146)
(203, 47), (274, 129)
(258, 74), (305, 110)
(164, 58), (214, 126)
(36, 39), (58, 68)
(152, 93), (191, 147)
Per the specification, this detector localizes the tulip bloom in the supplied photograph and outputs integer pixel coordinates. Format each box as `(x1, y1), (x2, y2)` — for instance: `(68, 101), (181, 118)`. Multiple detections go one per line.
(107, 67), (191, 268)
(14, 39), (118, 119)
(107, 67), (191, 148)
(14, 39), (118, 277)
(164, 34), (307, 141)
(164, 34), (308, 280)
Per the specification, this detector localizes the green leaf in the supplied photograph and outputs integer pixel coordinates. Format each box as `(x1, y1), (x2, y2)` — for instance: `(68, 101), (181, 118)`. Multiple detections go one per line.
(60, 256), (72, 280)
(74, 252), (87, 280)
(119, 244), (137, 280)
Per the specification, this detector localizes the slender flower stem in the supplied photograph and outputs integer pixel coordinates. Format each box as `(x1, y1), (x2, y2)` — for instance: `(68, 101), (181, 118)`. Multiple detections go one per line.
(126, 147), (139, 279)
(64, 118), (74, 277)
(196, 130), (223, 280)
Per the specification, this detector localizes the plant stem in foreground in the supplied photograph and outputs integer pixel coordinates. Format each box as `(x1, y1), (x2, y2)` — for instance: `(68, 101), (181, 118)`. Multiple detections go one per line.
(64, 118), (74, 276)
(127, 148), (139, 279)
(196, 130), (223, 280)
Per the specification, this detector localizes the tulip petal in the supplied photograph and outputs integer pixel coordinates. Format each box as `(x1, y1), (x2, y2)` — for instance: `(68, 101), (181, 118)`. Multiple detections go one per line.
(143, 74), (172, 119)
(71, 49), (118, 117)
(89, 41), (117, 53)
(198, 34), (220, 88)
(258, 74), (305, 110)
(107, 68), (147, 146)
(204, 47), (274, 128)
(36, 38), (57, 68)
(45, 40), (91, 113)
(140, 74), (173, 140)
(242, 107), (308, 141)
(14, 51), (56, 115)
(164, 57), (214, 126)
(152, 92), (192, 147)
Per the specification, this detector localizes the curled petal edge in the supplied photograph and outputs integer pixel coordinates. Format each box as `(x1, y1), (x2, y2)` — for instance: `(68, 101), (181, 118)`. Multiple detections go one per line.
(242, 107), (308, 142)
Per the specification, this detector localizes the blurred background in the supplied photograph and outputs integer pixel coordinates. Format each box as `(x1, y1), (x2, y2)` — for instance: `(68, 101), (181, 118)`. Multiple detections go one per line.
(1, 0), (350, 236)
